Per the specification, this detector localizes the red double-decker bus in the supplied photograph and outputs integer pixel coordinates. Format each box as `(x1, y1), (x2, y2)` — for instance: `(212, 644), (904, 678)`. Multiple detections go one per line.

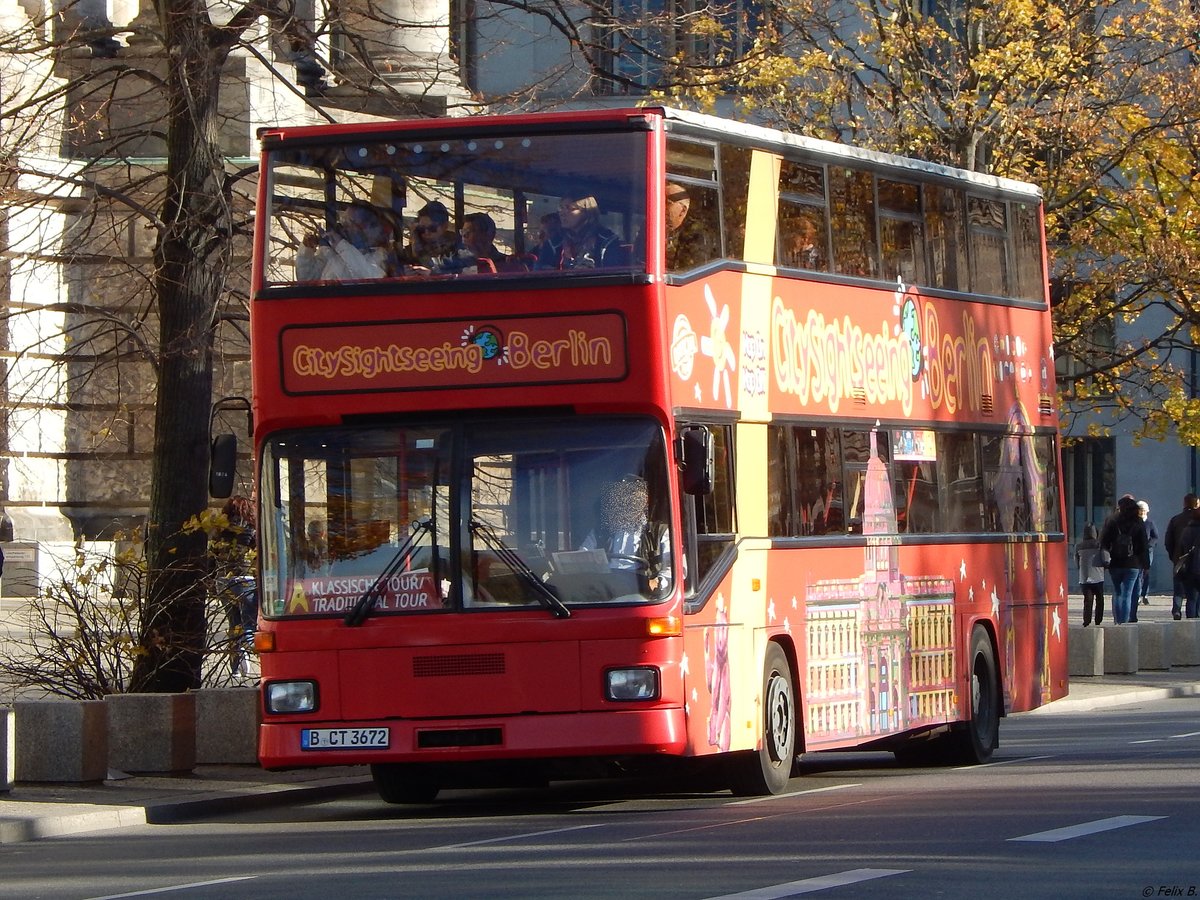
(249, 106), (1067, 802)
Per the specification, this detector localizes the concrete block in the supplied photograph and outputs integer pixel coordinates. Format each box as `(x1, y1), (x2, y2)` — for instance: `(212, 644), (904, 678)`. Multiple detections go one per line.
(1136, 622), (1170, 671)
(14, 700), (108, 783)
(194, 688), (260, 765)
(1068, 625), (1104, 677)
(1, 708), (13, 792)
(1169, 619), (1200, 667)
(106, 693), (195, 774)
(1101, 623), (1139, 674)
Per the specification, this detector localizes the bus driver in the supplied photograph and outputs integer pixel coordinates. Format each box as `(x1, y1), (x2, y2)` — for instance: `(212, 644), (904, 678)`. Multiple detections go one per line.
(580, 474), (671, 593)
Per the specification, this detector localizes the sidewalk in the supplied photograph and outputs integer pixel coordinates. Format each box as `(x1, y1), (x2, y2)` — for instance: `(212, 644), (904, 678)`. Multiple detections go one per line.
(2, 593), (1197, 845)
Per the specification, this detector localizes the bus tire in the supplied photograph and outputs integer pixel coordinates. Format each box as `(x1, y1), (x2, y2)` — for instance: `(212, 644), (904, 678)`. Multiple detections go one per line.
(371, 763), (441, 804)
(949, 627), (1000, 764)
(728, 642), (796, 796)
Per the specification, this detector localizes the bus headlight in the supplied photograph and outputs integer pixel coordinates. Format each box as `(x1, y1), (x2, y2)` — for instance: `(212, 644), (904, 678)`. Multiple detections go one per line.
(605, 667), (660, 701)
(265, 681), (317, 713)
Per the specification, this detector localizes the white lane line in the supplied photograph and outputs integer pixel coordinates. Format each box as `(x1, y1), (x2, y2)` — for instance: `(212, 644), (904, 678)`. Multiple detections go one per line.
(726, 783), (861, 806)
(1009, 815), (1165, 843)
(436, 823), (605, 848)
(1170, 731), (1200, 739)
(1130, 739), (1161, 744)
(703, 868), (910, 899)
(87, 877), (257, 899)
(955, 754), (1056, 770)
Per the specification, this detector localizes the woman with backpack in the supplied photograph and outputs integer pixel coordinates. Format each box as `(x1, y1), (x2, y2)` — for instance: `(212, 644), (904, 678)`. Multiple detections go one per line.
(1101, 495), (1149, 624)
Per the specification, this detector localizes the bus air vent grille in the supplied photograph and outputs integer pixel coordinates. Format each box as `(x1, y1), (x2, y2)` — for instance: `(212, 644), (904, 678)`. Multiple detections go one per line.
(981, 394), (994, 415)
(417, 727), (503, 748)
(413, 653), (506, 677)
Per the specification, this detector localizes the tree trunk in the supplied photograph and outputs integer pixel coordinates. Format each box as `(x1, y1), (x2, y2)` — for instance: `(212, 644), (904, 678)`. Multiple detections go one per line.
(130, 0), (231, 692)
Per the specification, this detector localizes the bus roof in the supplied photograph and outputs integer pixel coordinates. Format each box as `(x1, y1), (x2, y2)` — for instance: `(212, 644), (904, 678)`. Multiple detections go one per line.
(259, 105), (1041, 201)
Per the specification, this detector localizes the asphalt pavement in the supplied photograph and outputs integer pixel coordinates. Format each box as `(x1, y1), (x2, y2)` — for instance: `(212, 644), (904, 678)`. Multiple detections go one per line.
(1, 592), (1198, 844)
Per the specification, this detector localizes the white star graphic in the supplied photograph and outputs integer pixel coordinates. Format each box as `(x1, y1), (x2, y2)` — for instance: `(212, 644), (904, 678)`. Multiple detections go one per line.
(1059, 582), (1065, 599)
(991, 588), (1000, 618)
(959, 559), (967, 580)
(691, 687), (698, 702)
(767, 599), (776, 623)
(1052, 607), (1062, 640)
(680, 652), (690, 678)
(783, 618), (791, 634)
(969, 586), (975, 602)
(791, 596), (798, 609)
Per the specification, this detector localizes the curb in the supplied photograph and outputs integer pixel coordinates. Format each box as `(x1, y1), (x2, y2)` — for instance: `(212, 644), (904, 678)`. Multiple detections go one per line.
(0, 774), (374, 843)
(1, 805), (149, 844)
(1025, 682), (1200, 715)
(142, 773), (375, 824)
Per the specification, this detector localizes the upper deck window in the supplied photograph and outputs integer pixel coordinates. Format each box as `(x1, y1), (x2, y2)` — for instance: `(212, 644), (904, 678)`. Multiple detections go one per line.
(263, 130), (648, 287)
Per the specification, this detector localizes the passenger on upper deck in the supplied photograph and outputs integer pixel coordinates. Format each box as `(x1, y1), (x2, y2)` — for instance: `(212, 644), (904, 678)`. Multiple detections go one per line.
(531, 213), (564, 270)
(403, 200), (461, 272)
(460, 213), (508, 272)
(557, 195), (630, 270)
(636, 181), (712, 271)
(296, 202), (399, 281)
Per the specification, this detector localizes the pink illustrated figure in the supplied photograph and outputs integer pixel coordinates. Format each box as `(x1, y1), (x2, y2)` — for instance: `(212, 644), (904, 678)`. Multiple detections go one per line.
(704, 596), (732, 752)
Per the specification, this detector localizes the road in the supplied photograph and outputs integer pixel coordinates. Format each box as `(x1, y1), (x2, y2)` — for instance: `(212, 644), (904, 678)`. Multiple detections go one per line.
(4, 696), (1200, 900)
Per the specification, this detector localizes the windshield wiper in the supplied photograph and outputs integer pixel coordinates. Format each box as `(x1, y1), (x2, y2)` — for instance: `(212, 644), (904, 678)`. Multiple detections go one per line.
(469, 518), (571, 619)
(345, 517), (434, 627)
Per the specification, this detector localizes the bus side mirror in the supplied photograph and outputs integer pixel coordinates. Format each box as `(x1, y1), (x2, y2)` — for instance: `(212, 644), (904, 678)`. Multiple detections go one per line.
(678, 426), (713, 496)
(209, 433), (238, 499)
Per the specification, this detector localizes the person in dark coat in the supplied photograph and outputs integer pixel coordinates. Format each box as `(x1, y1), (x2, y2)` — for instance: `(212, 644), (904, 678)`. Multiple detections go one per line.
(1174, 506), (1200, 620)
(1163, 493), (1198, 621)
(1100, 495), (1149, 624)
(1075, 523), (1106, 626)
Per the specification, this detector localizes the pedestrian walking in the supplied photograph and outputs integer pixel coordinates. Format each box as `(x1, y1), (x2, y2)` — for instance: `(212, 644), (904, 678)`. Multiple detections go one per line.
(1174, 506), (1200, 619)
(1163, 493), (1198, 620)
(1136, 500), (1158, 606)
(1075, 523), (1106, 626)
(1100, 495), (1148, 624)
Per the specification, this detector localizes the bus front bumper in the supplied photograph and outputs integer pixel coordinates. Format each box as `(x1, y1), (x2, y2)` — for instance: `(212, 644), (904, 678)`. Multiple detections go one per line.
(259, 707), (688, 769)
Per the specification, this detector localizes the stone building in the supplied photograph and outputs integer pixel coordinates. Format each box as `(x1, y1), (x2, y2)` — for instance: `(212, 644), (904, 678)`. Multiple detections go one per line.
(0, 0), (469, 589)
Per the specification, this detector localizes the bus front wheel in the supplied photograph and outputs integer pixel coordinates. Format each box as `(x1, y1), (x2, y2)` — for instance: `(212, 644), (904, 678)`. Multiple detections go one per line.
(371, 763), (441, 804)
(728, 642), (796, 796)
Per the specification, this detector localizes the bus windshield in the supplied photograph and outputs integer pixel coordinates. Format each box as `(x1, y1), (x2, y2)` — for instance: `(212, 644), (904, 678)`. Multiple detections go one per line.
(263, 129), (648, 286)
(259, 416), (675, 619)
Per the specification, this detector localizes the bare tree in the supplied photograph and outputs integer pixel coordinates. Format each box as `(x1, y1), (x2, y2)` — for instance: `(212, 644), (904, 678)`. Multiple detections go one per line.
(1, 0), (473, 691)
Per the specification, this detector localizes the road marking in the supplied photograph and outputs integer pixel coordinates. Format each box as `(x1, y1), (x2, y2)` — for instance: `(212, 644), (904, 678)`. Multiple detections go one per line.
(88, 877), (257, 899)
(726, 783), (861, 806)
(437, 823), (605, 848)
(956, 754), (1055, 770)
(1009, 815), (1165, 843)
(702, 868), (910, 899)
(1171, 731), (1200, 739)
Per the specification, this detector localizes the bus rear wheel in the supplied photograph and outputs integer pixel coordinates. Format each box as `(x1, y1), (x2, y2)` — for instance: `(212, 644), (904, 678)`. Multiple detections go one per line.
(728, 643), (796, 796)
(371, 763), (441, 804)
(948, 627), (1000, 764)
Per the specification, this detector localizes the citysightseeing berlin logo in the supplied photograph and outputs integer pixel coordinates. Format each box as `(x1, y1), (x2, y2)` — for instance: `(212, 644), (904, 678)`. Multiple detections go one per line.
(460, 324), (508, 364)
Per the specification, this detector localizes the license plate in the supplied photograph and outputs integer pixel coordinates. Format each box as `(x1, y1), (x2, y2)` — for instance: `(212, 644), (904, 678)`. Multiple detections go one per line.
(301, 727), (390, 750)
